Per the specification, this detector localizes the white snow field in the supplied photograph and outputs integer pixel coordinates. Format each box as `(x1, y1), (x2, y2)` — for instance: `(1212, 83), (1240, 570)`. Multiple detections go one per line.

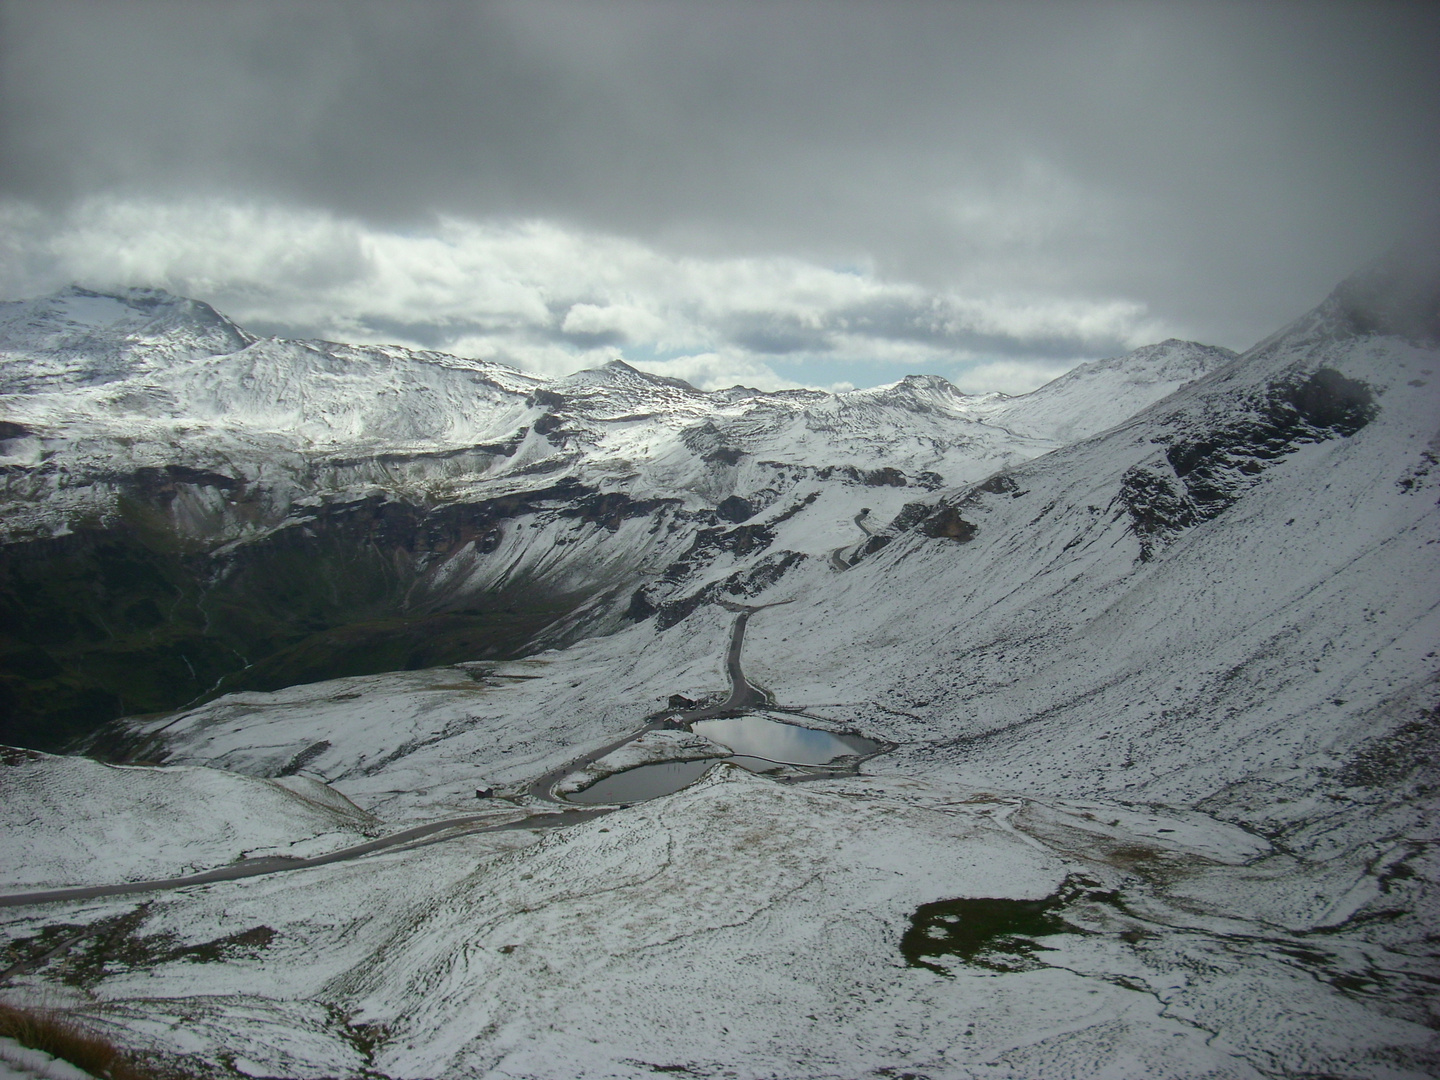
(0, 250), (1436, 1078)
(0, 748), (376, 890)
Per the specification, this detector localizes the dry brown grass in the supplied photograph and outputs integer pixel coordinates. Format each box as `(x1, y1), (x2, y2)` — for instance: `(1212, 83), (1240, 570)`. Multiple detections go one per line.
(0, 1001), (167, 1080)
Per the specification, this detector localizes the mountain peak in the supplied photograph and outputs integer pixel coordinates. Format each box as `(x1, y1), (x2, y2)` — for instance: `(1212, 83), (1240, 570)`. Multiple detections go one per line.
(1054, 339), (1238, 386)
(62, 283), (183, 309)
(0, 285), (255, 392)
(1328, 235), (1440, 344)
(852, 372), (966, 406)
(562, 358), (701, 394)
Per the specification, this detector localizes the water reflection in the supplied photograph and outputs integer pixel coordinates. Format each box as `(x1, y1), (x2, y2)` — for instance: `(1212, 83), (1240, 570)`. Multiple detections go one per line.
(561, 717), (883, 805)
(564, 758), (718, 804)
(693, 715), (881, 765)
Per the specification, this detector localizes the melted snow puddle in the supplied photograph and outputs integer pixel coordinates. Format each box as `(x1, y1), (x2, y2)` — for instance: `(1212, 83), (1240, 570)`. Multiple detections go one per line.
(564, 717), (883, 805)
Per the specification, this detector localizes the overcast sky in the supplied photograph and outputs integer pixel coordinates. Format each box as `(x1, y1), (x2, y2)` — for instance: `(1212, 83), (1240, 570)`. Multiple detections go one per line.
(2, 1), (1437, 392)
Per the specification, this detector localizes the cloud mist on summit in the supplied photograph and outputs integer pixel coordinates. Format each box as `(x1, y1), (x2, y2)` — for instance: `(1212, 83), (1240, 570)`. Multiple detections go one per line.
(1, 0), (1437, 391)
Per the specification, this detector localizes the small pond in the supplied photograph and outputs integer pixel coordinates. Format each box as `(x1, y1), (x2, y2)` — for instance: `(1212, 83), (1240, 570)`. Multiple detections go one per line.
(693, 715), (882, 765)
(562, 716), (884, 805)
(564, 759), (720, 805)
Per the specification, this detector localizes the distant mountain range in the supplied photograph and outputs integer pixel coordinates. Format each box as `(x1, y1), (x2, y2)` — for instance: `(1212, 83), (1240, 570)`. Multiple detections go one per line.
(0, 285), (1233, 747)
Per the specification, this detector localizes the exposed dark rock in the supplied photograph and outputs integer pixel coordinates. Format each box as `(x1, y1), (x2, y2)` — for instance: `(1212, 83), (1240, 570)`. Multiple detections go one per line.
(654, 588), (710, 631)
(478, 432), (525, 456)
(683, 522), (775, 560)
(889, 501), (938, 533)
(724, 550), (806, 596)
(526, 389), (568, 410)
(0, 421), (31, 441)
(857, 533), (894, 558)
(1116, 465), (1199, 561)
(816, 464), (911, 487)
(769, 490), (820, 525)
(1120, 368), (1377, 559)
(715, 495), (755, 523)
(703, 447), (745, 466)
(562, 490), (680, 532)
(975, 474), (1019, 496)
(1285, 367), (1377, 432)
(864, 467), (907, 487)
(921, 507), (978, 542)
(331, 437), (524, 470)
(532, 413), (564, 436)
(128, 464), (244, 499)
(680, 421), (746, 466)
(626, 587), (658, 621)
(655, 550), (807, 630)
(279, 740), (331, 776)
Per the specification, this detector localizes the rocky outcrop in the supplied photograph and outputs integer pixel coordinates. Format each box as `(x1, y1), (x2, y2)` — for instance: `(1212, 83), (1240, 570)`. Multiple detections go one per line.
(715, 495), (755, 523)
(920, 507), (978, 542)
(682, 522), (776, 562)
(653, 551), (808, 630)
(1119, 367), (1377, 559)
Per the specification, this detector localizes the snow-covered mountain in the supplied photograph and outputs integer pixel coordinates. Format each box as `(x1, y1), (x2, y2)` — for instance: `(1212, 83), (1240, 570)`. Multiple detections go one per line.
(0, 286), (1229, 748)
(1, 250), (1435, 1079)
(0, 286), (254, 394)
(972, 337), (1239, 443)
(0, 287), (1229, 522)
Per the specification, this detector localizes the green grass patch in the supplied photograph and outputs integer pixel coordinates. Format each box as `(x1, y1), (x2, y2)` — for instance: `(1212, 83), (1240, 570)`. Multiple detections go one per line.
(901, 875), (1121, 975)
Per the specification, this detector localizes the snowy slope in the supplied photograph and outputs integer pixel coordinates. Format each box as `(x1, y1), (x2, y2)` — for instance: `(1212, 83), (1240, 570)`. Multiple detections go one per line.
(976, 338), (1239, 442)
(1, 766), (1427, 1079)
(0, 286), (1236, 750)
(0, 286), (253, 395)
(0, 746), (375, 890)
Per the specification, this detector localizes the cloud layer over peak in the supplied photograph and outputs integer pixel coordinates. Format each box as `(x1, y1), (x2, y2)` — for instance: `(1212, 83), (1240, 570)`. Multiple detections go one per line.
(0, 198), (1167, 392)
(2, 1), (1436, 390)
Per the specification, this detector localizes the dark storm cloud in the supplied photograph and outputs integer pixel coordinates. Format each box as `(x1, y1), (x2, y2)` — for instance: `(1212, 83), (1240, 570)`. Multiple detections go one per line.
(715, 297), (1131, 362)
(1, 0), (1437, 362)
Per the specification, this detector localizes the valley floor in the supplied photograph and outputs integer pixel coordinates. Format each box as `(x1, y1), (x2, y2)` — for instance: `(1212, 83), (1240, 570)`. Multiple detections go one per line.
(1, 608), (1435, 1079)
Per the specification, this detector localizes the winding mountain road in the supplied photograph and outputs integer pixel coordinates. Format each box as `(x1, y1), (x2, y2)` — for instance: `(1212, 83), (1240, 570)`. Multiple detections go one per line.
(0, 807), (613, 909)
(829, 508), (876, 571)
(677, 599), (791, 719)
(525, 598), (791, 802)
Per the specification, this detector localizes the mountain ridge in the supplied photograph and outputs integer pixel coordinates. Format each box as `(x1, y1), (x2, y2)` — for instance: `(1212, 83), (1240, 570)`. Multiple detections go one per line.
(0, 286), (1235, 747)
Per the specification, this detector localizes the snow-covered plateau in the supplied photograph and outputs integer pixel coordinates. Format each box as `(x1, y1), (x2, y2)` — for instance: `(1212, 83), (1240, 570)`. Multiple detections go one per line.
(0, 247), (1437, 1079)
